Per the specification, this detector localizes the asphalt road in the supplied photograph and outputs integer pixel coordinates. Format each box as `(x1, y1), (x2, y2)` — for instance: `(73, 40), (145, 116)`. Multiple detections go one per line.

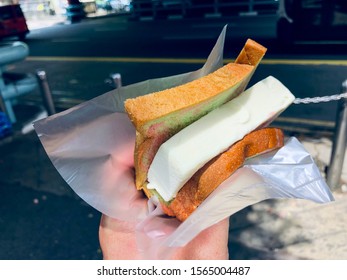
(23, 14), (347, 58)
(12, 14), (347, 135)
(25, 14), (278, 58)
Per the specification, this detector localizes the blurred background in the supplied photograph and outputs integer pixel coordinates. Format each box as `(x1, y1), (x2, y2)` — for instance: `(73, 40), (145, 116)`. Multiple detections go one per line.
(1, 0), (347, 260)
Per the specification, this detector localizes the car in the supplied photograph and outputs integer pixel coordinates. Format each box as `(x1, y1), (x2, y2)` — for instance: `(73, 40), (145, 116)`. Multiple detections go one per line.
(0, 4), (29, 41)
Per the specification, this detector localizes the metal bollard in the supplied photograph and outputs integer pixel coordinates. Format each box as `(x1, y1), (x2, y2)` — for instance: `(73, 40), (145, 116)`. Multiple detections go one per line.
(110, 73), (122, 89)
(0, 93), (7, 115)
(36, 70), (56, 115)
(327, 80), (347, 190)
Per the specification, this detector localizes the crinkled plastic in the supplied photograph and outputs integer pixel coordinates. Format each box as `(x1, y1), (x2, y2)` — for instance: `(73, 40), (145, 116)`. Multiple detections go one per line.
(34, 25), (227, 222)
(135, 137), (334, 259)
(34, 26), (334, 259)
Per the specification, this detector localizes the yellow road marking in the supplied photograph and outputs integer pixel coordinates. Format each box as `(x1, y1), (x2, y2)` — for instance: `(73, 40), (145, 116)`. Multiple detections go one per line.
(261, 59), (347, 66)
(26, 56), (206, 64)
(26, 56), (347, 66)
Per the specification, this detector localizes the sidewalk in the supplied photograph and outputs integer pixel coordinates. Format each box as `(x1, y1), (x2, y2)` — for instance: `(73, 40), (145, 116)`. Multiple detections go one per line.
(25, 14), (66, 30)
(0, 123), (102, 259)
(25, 10), (120, 31)
(228, 135), (347, 260)
(1, 102), (346, 260)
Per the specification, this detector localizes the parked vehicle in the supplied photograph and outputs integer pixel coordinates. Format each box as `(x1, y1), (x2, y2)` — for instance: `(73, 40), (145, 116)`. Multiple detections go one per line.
(0, 4), (29, 40)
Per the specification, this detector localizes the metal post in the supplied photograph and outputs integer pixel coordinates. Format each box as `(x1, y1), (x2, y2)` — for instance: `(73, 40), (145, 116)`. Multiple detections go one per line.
(110, 73), (122, 89)
(249, 0), (254, 13)
(36, 70), (56, 115)
(0, 92), (7, 115)
(327, 80), (347, 190)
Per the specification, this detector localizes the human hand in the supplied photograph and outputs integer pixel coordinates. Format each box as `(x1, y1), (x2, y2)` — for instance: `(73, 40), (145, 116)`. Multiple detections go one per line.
(98, 115), (229, 259)
(99, 213), (229, 260)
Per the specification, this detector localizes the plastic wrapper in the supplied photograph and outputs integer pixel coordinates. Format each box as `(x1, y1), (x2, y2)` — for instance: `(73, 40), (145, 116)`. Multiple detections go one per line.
(34, 26), (334, 259)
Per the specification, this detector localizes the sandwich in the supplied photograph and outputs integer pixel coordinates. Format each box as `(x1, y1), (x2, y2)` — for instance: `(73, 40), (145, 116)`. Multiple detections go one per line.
(124, 39), (295, 221)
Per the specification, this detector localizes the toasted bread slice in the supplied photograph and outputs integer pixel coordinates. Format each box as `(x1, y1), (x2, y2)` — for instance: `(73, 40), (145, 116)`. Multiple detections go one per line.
(161, 127), (284, 221)
(124, 39), (267, 192)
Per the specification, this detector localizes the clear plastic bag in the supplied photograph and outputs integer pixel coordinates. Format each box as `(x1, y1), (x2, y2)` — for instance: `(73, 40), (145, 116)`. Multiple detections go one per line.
(34, 26), (227, 221)
(34, 26), (334, 259)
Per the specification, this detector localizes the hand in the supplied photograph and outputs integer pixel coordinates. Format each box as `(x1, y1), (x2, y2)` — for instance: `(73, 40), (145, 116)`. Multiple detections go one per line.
(99, 214), (229, 260)
(98, 116), (230, 259)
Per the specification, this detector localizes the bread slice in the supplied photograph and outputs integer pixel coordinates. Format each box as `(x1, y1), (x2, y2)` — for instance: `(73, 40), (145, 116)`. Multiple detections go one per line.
(161, 127), (284, 221)
(124, 39), (267, 193)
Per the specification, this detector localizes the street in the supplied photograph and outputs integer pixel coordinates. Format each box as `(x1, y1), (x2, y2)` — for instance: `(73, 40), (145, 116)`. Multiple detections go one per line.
(1, 13), (347, 260)
(13, 14), (347, 134)
(24, 14), (278, 58)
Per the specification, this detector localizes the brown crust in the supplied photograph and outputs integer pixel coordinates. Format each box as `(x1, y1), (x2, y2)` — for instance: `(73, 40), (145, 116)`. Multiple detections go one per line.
(125, 63), (253, 129)
(235, 39), (268, 66)
(125, 39), (267, 129)
(124, 39), (267, 197)
(161, 128), (284, 221)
